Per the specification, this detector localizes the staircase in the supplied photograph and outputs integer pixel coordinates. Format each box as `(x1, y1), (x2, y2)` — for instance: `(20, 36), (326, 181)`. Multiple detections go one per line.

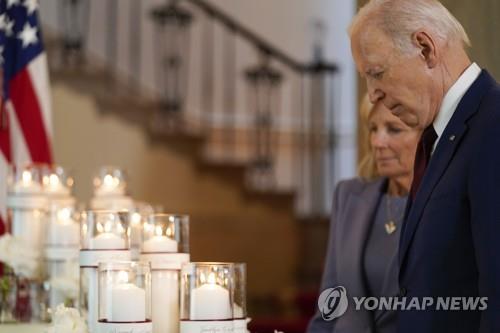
(41, 0), (339, 329)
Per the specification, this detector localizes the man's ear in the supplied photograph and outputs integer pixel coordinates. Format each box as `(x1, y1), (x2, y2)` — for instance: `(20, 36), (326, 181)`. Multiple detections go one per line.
(412, 31), (438, 68)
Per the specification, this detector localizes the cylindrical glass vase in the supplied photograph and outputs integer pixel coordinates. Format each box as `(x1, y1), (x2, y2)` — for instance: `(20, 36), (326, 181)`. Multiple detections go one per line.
(97, 261), (152, 333)
(180, 263), (234, 333)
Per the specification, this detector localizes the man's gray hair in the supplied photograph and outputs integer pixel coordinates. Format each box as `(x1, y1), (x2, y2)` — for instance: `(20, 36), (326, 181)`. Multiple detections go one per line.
(350, 0), (471, 55)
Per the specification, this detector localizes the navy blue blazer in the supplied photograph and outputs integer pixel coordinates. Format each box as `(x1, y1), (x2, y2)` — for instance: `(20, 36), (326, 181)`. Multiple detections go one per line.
(397, 70), (500, 333)
(308, 177), (399, 333)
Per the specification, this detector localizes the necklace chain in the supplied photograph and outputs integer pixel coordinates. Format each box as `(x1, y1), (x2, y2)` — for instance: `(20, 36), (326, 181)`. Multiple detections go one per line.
(385, 195), (405, 235)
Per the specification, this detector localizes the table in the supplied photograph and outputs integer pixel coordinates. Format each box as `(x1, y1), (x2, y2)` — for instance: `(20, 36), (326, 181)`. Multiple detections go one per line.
(0, 324), (49, 333)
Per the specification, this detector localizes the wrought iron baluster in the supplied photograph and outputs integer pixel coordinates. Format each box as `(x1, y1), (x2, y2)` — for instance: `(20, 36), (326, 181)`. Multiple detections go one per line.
(129, 0), (142, 89)
(106, 0), (118, 76)
(201, 13), (215, 128)
(57, 0), (90, 66)
(222, 26), (237, 160)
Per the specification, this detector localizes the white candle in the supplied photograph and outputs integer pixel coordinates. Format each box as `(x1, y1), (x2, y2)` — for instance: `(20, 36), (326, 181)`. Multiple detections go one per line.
(152, 270), (178, 333)
(143, 236), (178, 253)
(95, 174), (125, 196)
(12, 170), (42, 194)
(110, 283), (146, 322)
(47, 209), (80, 246)
(90, 233), (125, 250)
(190, 276), (232, 320)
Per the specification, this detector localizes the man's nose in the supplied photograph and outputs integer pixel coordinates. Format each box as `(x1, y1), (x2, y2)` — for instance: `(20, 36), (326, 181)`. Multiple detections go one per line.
(367, 81), (385, 103)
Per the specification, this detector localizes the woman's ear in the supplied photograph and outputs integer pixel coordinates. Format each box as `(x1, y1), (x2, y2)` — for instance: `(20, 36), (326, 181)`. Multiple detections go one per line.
(412, 31), (438, 68)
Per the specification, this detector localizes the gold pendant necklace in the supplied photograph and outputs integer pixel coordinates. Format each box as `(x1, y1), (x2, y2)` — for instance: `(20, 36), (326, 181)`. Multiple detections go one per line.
(385, 195), (404, 235)
(384, 221), (397, 235)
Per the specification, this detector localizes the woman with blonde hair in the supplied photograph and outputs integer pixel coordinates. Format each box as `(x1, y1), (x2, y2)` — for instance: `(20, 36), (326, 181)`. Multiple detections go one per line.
(307, 95), (421, 333)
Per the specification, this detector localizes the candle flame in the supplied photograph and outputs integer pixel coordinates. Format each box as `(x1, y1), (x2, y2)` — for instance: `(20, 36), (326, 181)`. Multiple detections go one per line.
(49, 174), (60, 187)
(103, 174), (116, 188)
(155, 225), (163, 237)
(22, 170), (32, 184)
(200, 272), (206, 284)
(57, 208), (72, 222)
(117, 270), (129, 284)
(117, 222), (125, 234)
(166, 226), (172, 237)
(131, 213), (141, 226)
(104, 222), (112, 233)
(96, 222), (104, 233)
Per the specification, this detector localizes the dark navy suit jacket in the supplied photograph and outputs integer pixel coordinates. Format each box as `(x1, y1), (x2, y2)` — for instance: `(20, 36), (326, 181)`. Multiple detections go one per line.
(397, 70), (500, 333)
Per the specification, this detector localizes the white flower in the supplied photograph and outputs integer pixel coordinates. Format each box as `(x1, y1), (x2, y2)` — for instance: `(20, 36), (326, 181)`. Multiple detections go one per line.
(45, 304), (88, 333)
(0, 234), (39, 279)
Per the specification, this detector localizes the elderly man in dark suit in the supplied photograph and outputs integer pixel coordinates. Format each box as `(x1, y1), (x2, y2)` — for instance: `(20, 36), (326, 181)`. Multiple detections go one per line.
(350, 0), (500, 332)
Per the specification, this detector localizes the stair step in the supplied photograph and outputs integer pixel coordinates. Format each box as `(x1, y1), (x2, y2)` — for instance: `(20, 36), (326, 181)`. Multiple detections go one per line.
(243, 188), (295, 211)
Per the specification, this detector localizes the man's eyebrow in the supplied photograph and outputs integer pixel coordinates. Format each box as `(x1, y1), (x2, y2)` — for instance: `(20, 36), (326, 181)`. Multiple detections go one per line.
(365, 67), (384, 77)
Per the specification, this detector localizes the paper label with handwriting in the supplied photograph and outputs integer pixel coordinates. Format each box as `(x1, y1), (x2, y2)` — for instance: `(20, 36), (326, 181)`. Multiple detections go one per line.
(180, 320), (234, 333)
(96, 321), (153, 333)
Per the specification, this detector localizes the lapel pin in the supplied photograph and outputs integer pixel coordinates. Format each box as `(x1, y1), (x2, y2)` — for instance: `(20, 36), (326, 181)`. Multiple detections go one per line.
(449, 135), (456, 141)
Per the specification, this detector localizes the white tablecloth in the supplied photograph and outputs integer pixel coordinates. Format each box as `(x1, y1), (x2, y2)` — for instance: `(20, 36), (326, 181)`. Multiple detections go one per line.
(0, 324), (49, 333)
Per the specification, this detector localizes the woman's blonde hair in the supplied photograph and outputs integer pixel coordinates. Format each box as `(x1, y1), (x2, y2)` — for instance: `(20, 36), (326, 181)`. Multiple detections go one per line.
(357, 94), (379, 180)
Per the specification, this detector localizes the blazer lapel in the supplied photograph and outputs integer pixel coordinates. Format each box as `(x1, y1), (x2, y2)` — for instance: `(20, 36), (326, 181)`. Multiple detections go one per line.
(337, 178), (386, 331)
(399, 70), (495, 267)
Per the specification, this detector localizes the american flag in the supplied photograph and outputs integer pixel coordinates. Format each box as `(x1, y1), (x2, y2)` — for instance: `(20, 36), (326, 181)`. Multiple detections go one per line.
(0, 0), (53, 235)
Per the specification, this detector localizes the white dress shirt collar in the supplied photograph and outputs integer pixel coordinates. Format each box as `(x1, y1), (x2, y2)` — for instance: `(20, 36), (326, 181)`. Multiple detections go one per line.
(432, 63), (481, 150)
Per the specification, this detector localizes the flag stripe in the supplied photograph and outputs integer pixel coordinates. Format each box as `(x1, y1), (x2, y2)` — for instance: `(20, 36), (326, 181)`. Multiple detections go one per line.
(7, 101), (31, 166)
(0, 129), (11, 163)
(8, 68), (52, 163)
(0, 149), (9, 221)
(27, 54), (53, 139)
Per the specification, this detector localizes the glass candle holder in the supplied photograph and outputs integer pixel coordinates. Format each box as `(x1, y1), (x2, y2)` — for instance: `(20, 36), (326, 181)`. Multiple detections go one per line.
(80, 210), (130, 251)
(8, 164), (44, 195)
(142, 214), (189, 254)
(140, 214), (190, 333)
(180, 263), (234, 333)
(129, 203), (154, 260)
(93, 167), (127, 197)
(79, 211), (131, 333)
(97, 261), (152, 332)
(233, 263), (247, 333)
(91, 167), (134, 211)
(42, 165), (74, 197)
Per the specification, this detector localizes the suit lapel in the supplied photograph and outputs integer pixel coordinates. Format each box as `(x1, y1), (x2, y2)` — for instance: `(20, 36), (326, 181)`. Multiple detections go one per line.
(399, 70), (495, 267)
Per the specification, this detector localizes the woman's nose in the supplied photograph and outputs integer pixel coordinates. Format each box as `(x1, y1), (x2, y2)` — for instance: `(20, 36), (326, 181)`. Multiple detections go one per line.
(371, 132), (389, 148)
